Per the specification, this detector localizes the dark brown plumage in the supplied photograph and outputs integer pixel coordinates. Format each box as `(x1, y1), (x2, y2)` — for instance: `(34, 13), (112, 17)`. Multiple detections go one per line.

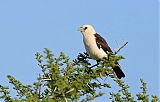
(94, 33), (112, 53)
(94, 33), (125, 79)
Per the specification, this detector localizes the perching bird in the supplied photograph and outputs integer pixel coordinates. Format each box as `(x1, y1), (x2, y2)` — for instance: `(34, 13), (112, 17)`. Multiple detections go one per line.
(78, 24), (125, 79)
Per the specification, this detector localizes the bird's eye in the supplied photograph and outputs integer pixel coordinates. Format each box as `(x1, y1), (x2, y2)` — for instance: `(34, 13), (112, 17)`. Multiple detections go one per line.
(84, 27), (88, 30)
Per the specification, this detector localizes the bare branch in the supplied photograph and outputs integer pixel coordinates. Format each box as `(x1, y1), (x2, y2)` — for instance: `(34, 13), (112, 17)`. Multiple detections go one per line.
(114, 42), (128, 54)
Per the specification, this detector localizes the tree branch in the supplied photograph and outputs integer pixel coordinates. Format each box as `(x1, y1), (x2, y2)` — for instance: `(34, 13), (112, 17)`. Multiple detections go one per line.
(114, 42), (128, 54)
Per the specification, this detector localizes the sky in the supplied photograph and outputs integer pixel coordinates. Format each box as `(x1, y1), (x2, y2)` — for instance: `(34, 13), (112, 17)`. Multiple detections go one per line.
(0, 0), (159, 101)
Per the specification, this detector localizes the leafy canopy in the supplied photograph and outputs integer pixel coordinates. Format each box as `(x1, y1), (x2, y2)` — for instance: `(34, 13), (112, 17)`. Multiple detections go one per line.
(0, 48), (159, 102)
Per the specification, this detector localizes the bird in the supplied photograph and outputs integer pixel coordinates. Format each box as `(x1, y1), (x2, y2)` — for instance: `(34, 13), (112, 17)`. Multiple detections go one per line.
(78, 24), (125, 79)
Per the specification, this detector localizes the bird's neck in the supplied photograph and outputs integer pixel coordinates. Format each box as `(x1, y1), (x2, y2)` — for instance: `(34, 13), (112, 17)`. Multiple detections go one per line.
(83, 33), (96, 46)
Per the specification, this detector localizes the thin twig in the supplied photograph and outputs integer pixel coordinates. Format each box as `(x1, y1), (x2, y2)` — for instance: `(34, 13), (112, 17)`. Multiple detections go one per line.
(87, 83), (92, 90)
(53, 87), (57, 92)
(65, 88), (75, 94)
(88, 63), (99, 69)
(38, 74), (52, 81)
(63, 93), (68, 102)
(114, 42), (128, 54)
(38, 75), (42, 99)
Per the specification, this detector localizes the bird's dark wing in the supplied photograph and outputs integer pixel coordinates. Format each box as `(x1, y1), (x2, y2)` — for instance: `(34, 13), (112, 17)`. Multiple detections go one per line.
(94, 33), (112, 53)
(94, 34), (125, 79)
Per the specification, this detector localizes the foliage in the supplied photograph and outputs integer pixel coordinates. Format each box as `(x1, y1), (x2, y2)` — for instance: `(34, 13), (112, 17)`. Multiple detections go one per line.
(0, 48), (159, 102)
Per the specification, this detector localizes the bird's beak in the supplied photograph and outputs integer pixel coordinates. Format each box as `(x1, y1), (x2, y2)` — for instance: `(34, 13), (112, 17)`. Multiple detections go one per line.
(78, 27), (84, 32)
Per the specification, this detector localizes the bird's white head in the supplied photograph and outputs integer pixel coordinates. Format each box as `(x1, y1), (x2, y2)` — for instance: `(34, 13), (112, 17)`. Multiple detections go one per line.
(78, 24), (96, 36)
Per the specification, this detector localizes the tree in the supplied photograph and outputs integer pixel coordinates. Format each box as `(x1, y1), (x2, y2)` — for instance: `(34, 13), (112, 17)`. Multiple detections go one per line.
(0, 48), (159, 102)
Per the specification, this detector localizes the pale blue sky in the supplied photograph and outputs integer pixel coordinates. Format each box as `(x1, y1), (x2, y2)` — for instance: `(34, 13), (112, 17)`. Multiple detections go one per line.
(0, 0), (159, 101)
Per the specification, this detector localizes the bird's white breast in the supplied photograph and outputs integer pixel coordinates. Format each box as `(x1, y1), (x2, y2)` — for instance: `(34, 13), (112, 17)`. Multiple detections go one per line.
(83, 34), (107, 60)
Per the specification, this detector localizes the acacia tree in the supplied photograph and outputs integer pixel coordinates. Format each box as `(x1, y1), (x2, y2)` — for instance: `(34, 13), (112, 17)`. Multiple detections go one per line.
(0, 48), (159, 102)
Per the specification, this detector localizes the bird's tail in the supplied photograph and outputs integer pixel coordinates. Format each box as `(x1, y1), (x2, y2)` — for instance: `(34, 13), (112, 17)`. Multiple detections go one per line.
(112, 65), (125, 79)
